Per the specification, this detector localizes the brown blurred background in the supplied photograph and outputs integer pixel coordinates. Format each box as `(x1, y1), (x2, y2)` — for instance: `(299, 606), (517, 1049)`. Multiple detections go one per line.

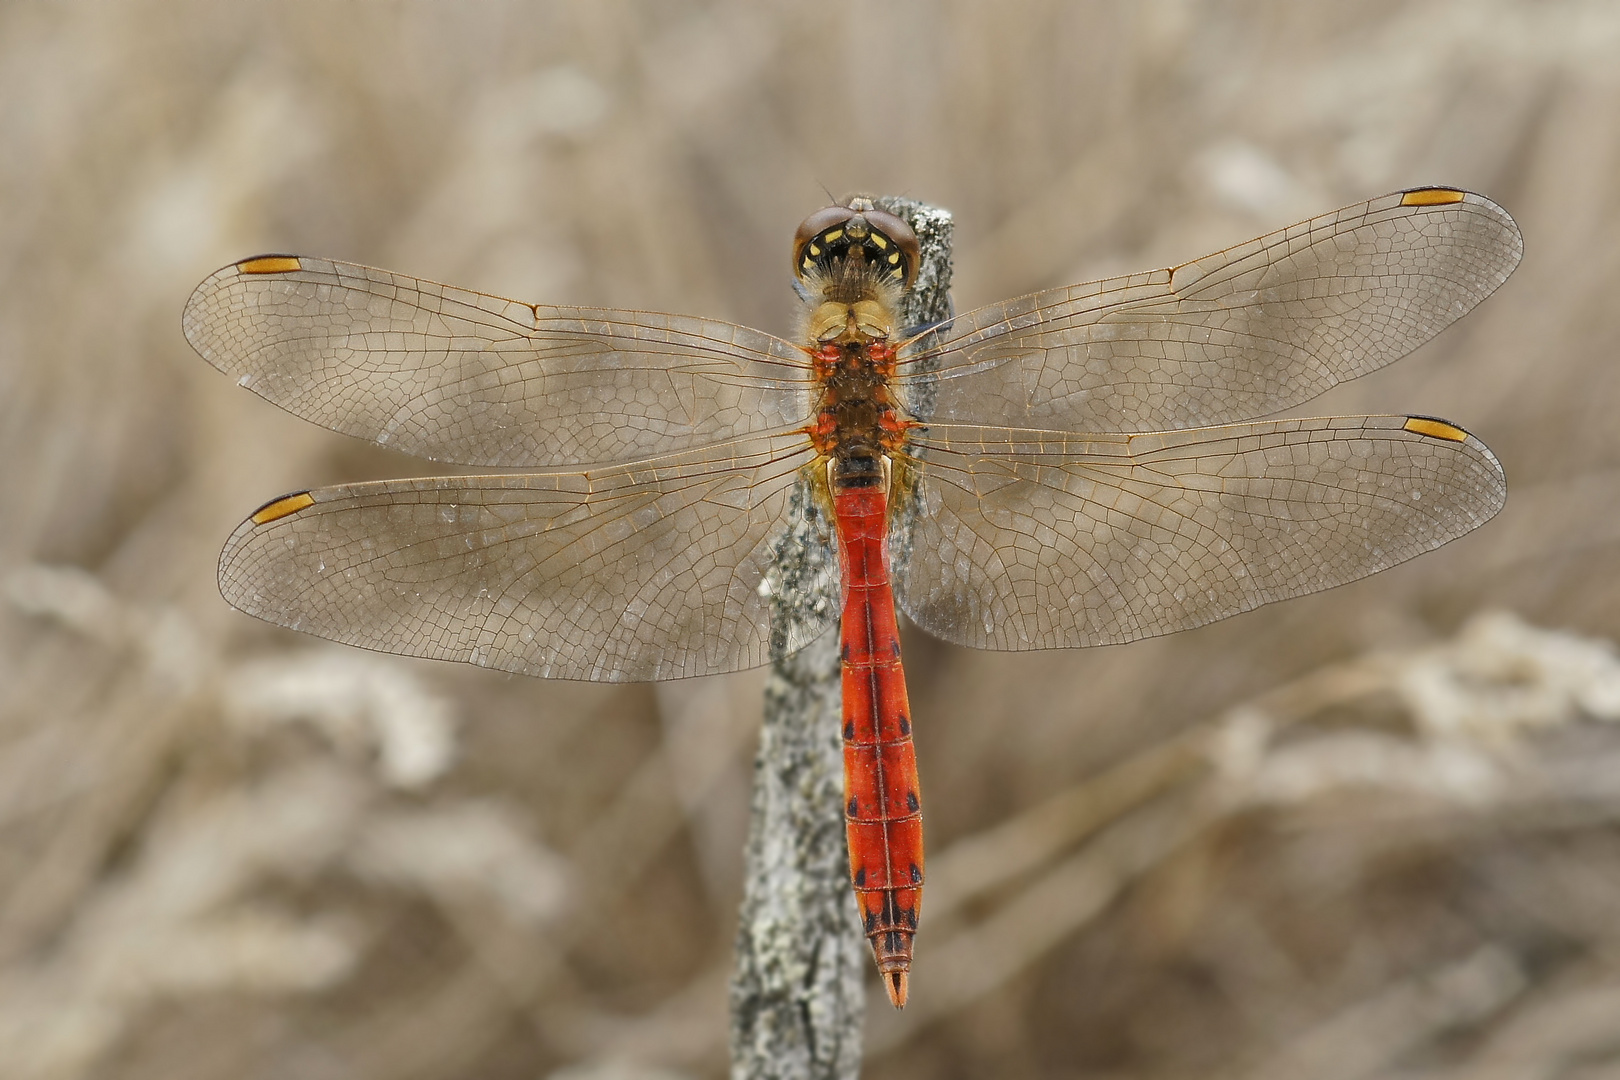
(4, 2), (1620, 1078)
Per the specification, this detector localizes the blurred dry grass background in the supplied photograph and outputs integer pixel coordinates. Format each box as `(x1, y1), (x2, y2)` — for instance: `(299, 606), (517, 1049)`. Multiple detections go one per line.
(3, 1), (1620, 1078)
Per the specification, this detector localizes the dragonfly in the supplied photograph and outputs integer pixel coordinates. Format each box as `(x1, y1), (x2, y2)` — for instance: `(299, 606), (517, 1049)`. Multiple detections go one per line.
(184, 187), (1519, 1008)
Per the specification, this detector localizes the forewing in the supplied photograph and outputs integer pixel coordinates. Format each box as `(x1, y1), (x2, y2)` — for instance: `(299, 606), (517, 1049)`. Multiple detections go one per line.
(184, 256), (814, 467)
(218, 432), (825, 681)
(901, 189), (1520, 430)
(894, 416), (1505, 650)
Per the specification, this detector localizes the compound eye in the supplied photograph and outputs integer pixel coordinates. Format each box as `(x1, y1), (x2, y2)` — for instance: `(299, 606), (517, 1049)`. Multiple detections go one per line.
(793, 200), (921, 288)
(794, 206), (857, 279)
(862, 209), (920, 288)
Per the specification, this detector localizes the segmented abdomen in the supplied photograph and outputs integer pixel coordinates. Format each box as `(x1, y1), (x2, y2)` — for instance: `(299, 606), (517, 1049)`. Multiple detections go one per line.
(833, 481), (923, 1008)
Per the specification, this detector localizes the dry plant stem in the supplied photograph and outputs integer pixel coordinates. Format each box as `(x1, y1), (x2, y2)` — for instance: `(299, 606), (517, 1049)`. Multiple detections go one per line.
(728, 197), (954, 1080)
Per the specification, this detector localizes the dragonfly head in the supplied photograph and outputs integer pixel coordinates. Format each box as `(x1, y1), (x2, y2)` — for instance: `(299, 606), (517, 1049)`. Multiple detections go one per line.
(793, 196), (919, 292)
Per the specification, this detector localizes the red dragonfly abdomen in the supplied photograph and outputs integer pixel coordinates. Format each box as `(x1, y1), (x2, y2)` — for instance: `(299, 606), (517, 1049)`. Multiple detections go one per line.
(834, 475), (923, 1009)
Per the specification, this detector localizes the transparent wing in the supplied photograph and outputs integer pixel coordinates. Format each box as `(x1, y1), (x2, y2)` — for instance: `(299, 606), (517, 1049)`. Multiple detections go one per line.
(183, 256), (815, 468)
(217, 431), (825, 681)
(893, 415), (1505, 650)
(899, 189), (1520, 430)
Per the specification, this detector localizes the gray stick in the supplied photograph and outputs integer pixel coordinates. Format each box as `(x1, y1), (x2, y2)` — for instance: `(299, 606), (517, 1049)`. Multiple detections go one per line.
(728, 198), (954, 1080)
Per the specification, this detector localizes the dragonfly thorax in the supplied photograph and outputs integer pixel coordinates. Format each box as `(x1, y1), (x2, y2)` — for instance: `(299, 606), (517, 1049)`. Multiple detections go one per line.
(798, 201), (915, 475)
(807, 335), (908, 474)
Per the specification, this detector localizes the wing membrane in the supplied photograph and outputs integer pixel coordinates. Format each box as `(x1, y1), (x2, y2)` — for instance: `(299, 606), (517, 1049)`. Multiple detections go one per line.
(184, 256), (815, 467)
(217, 431), (825, 681)
(900, 189), (1520, 430)
(894, 416), (1505, 650)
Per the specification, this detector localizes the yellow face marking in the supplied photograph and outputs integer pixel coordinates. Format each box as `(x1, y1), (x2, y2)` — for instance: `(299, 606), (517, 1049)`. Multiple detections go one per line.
(871, 233), (888, 249)
(1404, 417), (1468, 442)
(888, 251), (900, 264)
(809, 243), (821, 256)
(237, 256), (302, 275)
(250, 491), (316, 525)
(802, 256), (814, 272)
(1400, 188), (1465, 207)
(822, 228), (843, 242)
